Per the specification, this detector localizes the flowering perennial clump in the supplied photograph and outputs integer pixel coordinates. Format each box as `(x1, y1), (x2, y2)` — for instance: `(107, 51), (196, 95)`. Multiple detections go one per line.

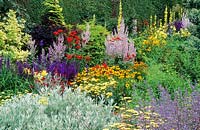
(105, 18), (136, 62)
(73, 64), (144, 102)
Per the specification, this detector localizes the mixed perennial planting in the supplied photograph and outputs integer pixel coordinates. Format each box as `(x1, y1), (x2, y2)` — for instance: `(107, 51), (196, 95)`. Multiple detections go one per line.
(0, 0), (200, 129)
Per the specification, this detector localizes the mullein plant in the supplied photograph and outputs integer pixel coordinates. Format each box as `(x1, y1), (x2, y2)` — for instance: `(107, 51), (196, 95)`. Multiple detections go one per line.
(117, 0), (122, 32)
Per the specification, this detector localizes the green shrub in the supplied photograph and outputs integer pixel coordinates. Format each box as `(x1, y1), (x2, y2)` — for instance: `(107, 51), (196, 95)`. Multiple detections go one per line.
(145, 64), (190, 97)
(159, 37), (200, 82)
(0, 9), (30, 61)
(0, 88), (118, 130)
(77, 18), (110, 66)
(137, 35), (200, 82)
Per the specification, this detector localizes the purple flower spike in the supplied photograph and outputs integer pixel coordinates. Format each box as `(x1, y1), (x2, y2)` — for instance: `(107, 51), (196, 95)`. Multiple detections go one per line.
(174, 20), (183, 31)
(16, 61), (24, 75)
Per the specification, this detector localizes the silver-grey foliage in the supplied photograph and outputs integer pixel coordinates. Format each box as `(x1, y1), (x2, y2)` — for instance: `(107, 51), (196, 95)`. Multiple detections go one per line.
(0, 88), (118, 130)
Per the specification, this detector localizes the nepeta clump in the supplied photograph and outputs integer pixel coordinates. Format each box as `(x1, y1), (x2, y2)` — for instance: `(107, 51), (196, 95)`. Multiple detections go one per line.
(150, 85), (200, 130)
(0, 88), (118, 130)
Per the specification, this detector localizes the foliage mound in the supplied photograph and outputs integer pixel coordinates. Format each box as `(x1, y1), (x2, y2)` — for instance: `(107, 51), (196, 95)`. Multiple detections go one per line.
(0, 10), (30, 61)
(0, 88), (118, 130)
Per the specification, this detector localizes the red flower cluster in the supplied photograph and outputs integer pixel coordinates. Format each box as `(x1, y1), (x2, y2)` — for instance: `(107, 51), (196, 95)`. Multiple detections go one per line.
(65, 54), (91, 61)
(124, 53), (136, 61)
(53, 29), (64, 36)
(65, 30), (81, 49)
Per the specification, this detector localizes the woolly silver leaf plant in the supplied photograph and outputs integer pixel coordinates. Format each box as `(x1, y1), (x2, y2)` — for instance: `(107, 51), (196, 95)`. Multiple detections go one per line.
(0, 87), (118, 130)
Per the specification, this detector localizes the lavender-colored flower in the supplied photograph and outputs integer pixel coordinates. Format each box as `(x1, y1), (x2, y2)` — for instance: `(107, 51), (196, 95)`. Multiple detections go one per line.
(32, 62), (40, 73)
(150, 85), (200, 130)
(48, 34), (66, 63)
(65, 61), (79, 80)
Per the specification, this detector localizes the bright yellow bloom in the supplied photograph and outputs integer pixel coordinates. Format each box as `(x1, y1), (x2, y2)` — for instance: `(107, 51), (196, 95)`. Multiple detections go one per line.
(41, 70), (48, 77)
(38, 96), (48, 105)
(125, 83), (130, 88)
(106, 92), (113, 98)
(137, 75), (143, 80)
(23, 68), (31, 75)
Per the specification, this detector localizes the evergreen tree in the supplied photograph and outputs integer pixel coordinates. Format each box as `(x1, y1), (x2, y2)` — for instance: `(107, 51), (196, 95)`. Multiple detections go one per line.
(42, 0), (65, 26)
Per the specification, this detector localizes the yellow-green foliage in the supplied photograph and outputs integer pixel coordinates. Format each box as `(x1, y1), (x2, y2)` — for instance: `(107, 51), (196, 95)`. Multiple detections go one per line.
(0, 10), (30, 61)
(77, 17), (110, 66)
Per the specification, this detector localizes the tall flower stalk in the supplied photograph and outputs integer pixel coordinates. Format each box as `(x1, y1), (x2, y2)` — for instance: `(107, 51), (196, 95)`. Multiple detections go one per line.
(117, 0), (122, 32)
(105, 18), (136, 62)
